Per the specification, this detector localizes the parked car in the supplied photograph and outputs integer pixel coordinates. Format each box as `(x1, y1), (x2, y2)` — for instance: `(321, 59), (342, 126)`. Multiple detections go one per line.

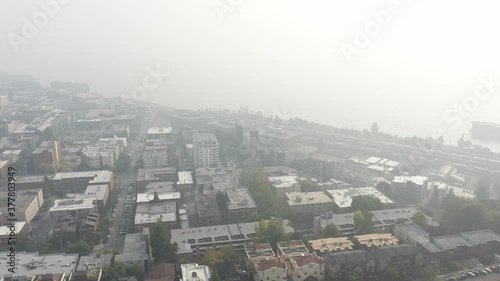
(484, 268), (492, 273)
(466, 272), (475, 277)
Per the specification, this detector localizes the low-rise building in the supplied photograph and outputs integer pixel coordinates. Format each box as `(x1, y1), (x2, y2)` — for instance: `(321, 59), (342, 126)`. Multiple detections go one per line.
(268, 175), (301, 201)
(252, 257), (287, 281)
(395, 223), (500, 262)
(51, 171), (114, 194)
(115, 231), (151, 273)
(137, 168), (178, 192)
(313, 207), (423, 237)
(223, 188), (258, 223)
(352, 233), (399, 249)
(391, 176), (429, 203)
(194, 195), (223, 227)
(172, 220), (294, 261)
(285, 191), (333, 217)
(80, 213), (100, 243)
(146, 263), (176, 281)
(136, 192), (181, 204)
(177, 171), (194, 193)
(370, 244), (423, 272)
(32, 213), (57, 243)
(244, 242), (275, 263)
(32, 140), (62, 174)
(309, 237), (355, 254)
(325, 187), (393, 213)
(0, 188), (43, 223)
(289, 254), (324, 281)
(144, 182), (175, 193)
(84, 184), (109, 210)
(1, 252), (78, 281)
(0, 221), (28, 244)
(323, 250), (375, 280)
(49, 198), (97, 220)
(1, 149), (22, 163)
(77, 254), (113, 272)
(181, 263), (211, 281)
(277, 240), (309, 259)
(135, 202), (178, 230)
(15, 175), (52, 190)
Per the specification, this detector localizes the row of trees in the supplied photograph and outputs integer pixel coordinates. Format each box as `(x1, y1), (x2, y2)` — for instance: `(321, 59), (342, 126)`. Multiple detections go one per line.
(239, 167), (288, 219)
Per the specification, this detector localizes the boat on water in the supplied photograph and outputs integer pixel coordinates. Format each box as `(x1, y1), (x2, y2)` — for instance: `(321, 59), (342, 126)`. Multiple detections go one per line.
(470, 121), (500, 142)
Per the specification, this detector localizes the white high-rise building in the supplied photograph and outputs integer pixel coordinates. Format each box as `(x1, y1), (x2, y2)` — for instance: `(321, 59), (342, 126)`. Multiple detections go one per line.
(193, 133), (220, 167)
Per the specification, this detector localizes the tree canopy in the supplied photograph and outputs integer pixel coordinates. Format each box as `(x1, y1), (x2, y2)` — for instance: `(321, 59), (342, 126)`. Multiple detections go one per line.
(253, 220), (288, 249)
(411, 211), (428, 228)
(354, 210), (373, 235)
(150, 222), (178, 264)
(351, 195), (383, 212)
(322, 223), (339, 238)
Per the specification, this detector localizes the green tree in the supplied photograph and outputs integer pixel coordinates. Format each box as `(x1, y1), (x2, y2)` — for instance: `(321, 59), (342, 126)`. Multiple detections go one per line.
(239, 167), (288, 219)
(253, 220), (288, 249)
(245, 212), (263, 222)
(126, 264), (145, 281)
(300, 180), (321, 192)
(351, 195), (383, 212)
(354, 210), (373, 235)
(211, 268), (221, 281)
(376, 181), (391, 196)
(150, 222), (178, 264)
(411, 211), (428, 228)
(203, 249), (224, 267)
(115, 153), (131, 172)
(218, 246), (237, 261)
(322, 223), (339, 238)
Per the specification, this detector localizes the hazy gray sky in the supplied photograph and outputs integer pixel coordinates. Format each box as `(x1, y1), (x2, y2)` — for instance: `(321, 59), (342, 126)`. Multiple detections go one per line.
(2, 0), (500, 141)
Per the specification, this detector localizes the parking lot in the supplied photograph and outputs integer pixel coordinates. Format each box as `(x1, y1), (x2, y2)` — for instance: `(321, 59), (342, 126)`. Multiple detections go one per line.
(444, 266), (500, 281)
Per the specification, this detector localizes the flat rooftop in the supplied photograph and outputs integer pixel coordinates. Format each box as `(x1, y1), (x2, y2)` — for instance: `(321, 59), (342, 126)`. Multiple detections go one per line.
(52, 170), (113, 183)
(136, 201), (177, 215)
(277, 240), (309, 257)
(195, 195), (222, 218)
(177, 171), (194, 185)
(85, 185), (108, 201)
(0, 252), (78, 278)
(326, 187), (393, 208)
(144, 182), (175, 193)
(286, 191), (333, 206)
(395, 223), (443, 253)
(77, 253), (113, 271)
(115, 233), (148, 263)
(393, 176), (428, 185)
(181, 263), (210, 281)
(316, 207), (423, 230)
(0, 221), (26, 236)
(137, 192), (181, 203)
(172, 220), (294, 255)
(193, 132), (218, 142)
(267, 175), (299, 189)
(353, 233), (399, 247)
(137, 168), (177, 181)
(226, 188), (257, 210)
(245, 242), (275, 260)
(309, 237), (354, 253)
(147, 127), (172, 135)
(50, 198), (96, 212)
(15, 175), (52, 184)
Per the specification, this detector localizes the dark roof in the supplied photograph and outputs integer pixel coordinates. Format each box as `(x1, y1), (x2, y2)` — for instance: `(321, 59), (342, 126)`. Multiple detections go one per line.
(216, 260), (249, 281)
(324, 250), (374, 266)
(370, 245), (419, 259)
(146, 263), (176, 281)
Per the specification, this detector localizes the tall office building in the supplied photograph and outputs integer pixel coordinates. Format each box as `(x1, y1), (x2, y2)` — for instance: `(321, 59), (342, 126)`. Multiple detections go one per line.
(193, 133), (220, 167)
